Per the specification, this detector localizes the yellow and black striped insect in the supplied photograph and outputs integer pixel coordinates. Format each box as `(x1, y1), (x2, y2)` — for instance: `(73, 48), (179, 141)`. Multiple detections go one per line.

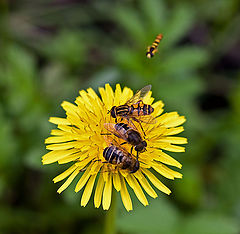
(104, 122), (147, 158)
(109, 85), (154, 122)
(103, 137), (139, 173)
(109, 85), (155, 135)
(146, 34), (163, 58)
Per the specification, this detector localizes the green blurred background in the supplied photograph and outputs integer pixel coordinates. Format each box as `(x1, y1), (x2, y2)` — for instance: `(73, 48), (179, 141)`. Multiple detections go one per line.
(0, 0), (240, 233)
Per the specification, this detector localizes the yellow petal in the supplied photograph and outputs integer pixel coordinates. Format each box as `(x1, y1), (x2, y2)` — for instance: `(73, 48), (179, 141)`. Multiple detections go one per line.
(75, 155), (95, 171)
(161, 165), (182, 179)
(155, 112), (179, 124)
(99, 85), (113, 110)
(161, 144), (185, 152)
(61, 101), (79, 113)
(53, 164), (77, 183)
(142, 168), (171, 195)
(46, 141), (79, 151)
(42, 148), (80, 164)
(75, 165), (92, 192)
(57, 124), (73, 132)
(152, 100), (164, 109)
(105, 83), (114, 108)
(113, 172), (121, 191)
(152, 149), (182, 169)
(152, 103), (164, 117)
(114, 84), (122, 106)
(90, 161), (103, 175)
(50, 129), (66, 136)
(163, 126), (184, 136)
(58, 152), (85, 164)
(87, 87), (102, 101)
(57, 168), (80, 194)
(120, 174), (132, 211)
(143, 91), (154, 104)
(45, 136), (74, 144)
(164, 116), (186, 128)
(121, 87), (133, 105)
(151, 162), (175, 179)
(135, 171), (157, 198)
(81, 174), (97, 207)
(102, 173), (112, 210)
(49, 117), (71, 125)
(79, 90), (94, 111)
(99, 87), (107, 105)
(126, 174), (148, 206)
(119, 169), (129, 177)
(156, 137), (188, 145)
(94, 174), (104, 208)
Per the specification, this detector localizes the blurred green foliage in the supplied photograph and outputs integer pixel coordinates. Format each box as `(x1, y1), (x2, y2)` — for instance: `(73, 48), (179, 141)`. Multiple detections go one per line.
(0, 0), (240, 233)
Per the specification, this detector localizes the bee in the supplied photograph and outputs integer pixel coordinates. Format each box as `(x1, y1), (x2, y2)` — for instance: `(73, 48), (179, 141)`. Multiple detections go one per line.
(104, 122), (147, 158)
(103, 137), (139, 173)
(146, 34), (163, 58)
(109, 85), (154, 134)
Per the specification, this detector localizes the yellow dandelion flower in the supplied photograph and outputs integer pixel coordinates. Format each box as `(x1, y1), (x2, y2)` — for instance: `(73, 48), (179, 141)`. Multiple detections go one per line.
(42, 84), (187, 211)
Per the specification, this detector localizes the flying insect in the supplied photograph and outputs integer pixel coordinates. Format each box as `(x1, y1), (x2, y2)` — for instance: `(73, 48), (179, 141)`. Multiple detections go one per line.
(146, 34), (163, 58)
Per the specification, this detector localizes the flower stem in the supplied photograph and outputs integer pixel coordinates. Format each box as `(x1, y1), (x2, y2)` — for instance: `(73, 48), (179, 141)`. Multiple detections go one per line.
(104, 190), (117, 234)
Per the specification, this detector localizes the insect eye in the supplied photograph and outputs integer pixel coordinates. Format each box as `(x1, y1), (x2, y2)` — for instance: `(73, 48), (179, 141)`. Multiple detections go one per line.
(110, 107), (116, 118)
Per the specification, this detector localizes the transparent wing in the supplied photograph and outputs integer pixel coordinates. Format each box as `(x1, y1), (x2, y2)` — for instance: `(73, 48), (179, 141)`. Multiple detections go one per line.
(103, 123), (128, 142)
(132, 115), (157, 124)
(125, 85), (152, 105)
(105, 136), (130, 154)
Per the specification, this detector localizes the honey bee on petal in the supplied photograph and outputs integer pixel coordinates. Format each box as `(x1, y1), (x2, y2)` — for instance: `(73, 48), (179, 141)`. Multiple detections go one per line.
(104, 122), (147, 158)
(102, 137), (139, 173)
(109, 85), (155, 135)
(146, 34), (163, 58)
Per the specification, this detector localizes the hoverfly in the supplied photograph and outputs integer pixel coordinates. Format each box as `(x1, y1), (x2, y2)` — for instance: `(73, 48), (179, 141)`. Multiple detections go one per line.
(146, 34), (163, 58)
(109, 85), (154, 135)
(104, 122), (147, 159)
(102, 137), (139, 173)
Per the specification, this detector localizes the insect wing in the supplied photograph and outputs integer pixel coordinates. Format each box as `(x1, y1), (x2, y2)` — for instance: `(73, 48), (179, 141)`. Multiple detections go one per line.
(103, 135), (114, 146)
(125, 85), (152, 105)
(111, 138), (131, 155)
(134, 115), (157, 124)
(104, 123), (128, 142)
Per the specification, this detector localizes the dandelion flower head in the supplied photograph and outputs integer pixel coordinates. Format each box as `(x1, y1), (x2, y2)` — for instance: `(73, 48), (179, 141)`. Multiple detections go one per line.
(42, 84), (187, 211)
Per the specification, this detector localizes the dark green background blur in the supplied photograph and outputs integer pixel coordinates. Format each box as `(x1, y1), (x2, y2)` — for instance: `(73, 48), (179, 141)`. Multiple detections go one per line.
(0, 0), (240, 233)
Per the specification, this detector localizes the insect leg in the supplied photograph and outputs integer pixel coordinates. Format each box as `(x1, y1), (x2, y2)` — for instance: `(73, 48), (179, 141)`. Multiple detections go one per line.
(132, 117), (146, 136)
(139, 122), (146, 136)
(93, 159), (102, 163)
(136, 151), (139, 161)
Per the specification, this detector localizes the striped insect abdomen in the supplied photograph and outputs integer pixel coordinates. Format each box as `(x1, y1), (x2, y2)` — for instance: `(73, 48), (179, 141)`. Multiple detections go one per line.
(103, 146), (123, 164)
(115, 105), (130, 117)
(130, 103), (154, 116)
(146, 34), (163, 58)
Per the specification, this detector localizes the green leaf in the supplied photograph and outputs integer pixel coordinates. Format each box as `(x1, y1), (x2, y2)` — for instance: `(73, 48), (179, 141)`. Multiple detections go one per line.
(114, 6), (145, 44)
(42, 31), (86, 68)
(161, 47), (209, 74)
(163, 5), (195, 48)
(174, 165), (203, 206)
(117, 198), (180, 234)
(139, 0), (167, 31)
(180, 213), (239, 234)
